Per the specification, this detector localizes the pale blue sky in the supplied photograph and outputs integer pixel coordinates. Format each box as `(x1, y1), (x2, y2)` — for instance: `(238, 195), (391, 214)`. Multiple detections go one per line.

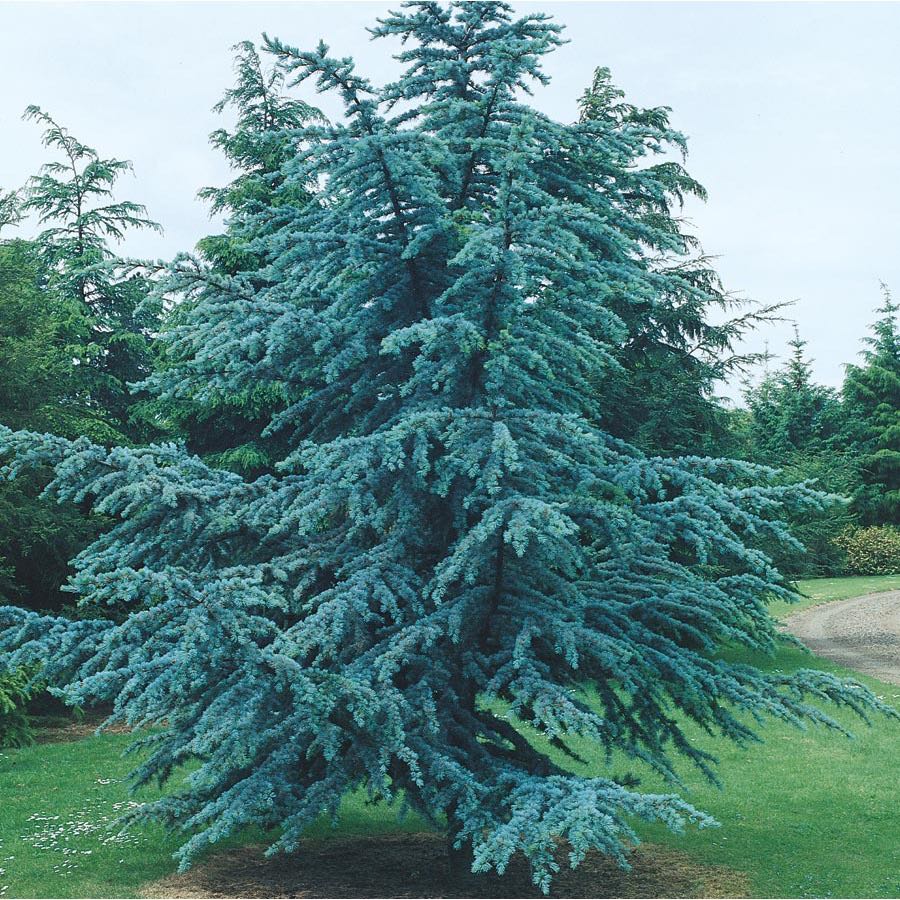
(1, 2), (898, 399)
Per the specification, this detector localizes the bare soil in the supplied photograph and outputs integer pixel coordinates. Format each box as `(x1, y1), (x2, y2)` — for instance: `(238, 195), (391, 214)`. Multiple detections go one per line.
(32, 710), (131, 744)
(784, 590), (900, 684)
(140, 833), (749, 899)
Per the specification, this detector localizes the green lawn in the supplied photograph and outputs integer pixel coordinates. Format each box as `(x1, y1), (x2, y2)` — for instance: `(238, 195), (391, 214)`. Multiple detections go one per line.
(2, 575), (899, 898)
(0, 732), (180, 899)
(625, 644), (900, 899)
(0, 732), (433, 899)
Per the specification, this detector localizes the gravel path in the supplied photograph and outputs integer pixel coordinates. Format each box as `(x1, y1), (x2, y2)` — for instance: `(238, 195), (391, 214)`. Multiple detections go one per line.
(784, 590), (900, 684)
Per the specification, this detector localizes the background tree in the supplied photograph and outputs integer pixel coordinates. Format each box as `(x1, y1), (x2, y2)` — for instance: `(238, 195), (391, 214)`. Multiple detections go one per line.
(139, 41), (321, 476)
(0, 189), (21, 232)
(579, 69), (785, 458)
(842, 285), (900, 526)
(20, 107), (162, 439)
(739, 328), (855, 575)
(744, 328), (844, 459)
(0, 238), (109, 609)
(0, 3), (885, 890)
(0, 113), (160, 611)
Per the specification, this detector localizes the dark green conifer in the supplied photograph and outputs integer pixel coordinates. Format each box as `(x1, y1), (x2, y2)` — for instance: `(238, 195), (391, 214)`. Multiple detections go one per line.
(0, 239), (108, 608)
(740, 327), (855, 575)
(21, 107), (162, 438)
(843, 285), (900, 525)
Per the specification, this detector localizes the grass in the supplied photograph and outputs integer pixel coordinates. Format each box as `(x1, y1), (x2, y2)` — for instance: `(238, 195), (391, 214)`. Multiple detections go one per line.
(618, 644), (900, 899)
(2, 575), (899, 898)
(0, 732), (177, 899)
(0, 732), (432, 899)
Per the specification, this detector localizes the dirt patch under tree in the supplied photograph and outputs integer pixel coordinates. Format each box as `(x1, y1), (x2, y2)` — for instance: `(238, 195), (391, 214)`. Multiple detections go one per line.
(32, 710), (131, 744)
(140, 833), (749, 899)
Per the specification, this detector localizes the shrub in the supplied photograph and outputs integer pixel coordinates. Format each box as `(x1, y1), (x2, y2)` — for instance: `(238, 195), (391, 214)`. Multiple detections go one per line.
(0, 665), (35, 748)
(833, 526), (900, 576)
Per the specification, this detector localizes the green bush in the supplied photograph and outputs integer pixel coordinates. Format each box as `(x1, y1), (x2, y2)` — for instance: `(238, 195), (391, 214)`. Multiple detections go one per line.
(0, 665), (36, 748)
(833, 526), (900, 576)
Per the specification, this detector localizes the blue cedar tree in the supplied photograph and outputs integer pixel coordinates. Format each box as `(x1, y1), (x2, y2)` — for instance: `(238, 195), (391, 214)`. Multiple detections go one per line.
(0, 3), (890, 890)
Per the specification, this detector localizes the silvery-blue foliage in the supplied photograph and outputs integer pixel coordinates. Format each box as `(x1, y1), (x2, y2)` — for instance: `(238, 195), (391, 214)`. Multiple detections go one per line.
(0, 2), (888, 890)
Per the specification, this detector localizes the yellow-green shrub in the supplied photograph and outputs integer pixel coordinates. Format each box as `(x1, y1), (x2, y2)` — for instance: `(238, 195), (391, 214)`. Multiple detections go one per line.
(833, 526), (900, 576)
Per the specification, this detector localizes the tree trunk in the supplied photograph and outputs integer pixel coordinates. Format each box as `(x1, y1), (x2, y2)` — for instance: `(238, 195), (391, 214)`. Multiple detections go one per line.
(446, 832), (475, 882)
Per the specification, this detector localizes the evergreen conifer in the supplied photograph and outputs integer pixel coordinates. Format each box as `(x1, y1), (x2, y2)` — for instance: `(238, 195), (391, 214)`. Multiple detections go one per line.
(843, 286), (900, 525)
(20, 107), (162, 438)
(0, 4), (887, 889)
